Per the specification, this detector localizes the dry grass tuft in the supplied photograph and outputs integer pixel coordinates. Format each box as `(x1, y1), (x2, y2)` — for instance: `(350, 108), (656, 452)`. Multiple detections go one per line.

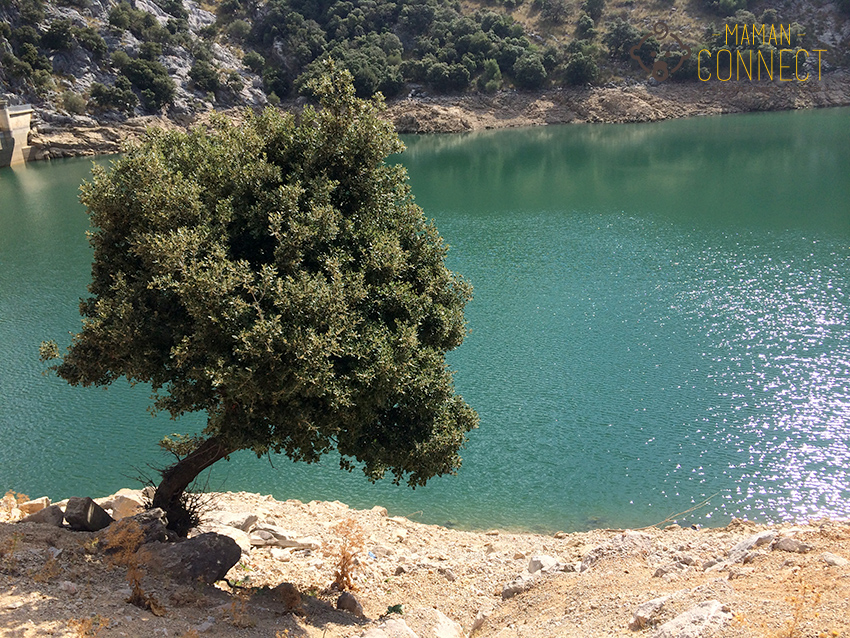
(327, 517), (365, 591)
(67, 615), (109, 637)
(102, 520), (165, 616)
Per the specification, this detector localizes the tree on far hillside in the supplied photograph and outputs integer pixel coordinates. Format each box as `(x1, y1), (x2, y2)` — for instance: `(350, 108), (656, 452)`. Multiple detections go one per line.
(41, 65), (479, 535)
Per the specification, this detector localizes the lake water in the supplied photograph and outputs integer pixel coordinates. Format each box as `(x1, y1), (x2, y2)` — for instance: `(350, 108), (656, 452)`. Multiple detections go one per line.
(1, 107), (849, 532)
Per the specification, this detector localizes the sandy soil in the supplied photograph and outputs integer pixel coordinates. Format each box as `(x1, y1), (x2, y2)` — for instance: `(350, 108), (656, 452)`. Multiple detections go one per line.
(1, 490), (849, 638)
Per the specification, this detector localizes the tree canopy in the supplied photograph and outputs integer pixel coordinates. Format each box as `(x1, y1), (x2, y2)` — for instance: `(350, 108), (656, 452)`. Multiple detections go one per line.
(42, 66), (478, 533)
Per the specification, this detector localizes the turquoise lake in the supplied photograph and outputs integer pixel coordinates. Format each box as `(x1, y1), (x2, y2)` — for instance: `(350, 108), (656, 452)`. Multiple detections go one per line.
(1, 107), (849, 532)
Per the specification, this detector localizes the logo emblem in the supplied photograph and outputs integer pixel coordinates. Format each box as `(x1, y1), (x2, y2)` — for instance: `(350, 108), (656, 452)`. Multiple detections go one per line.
(630, 21), (691, 82)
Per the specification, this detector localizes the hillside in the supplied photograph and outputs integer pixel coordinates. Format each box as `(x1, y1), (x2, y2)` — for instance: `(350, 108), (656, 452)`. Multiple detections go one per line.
(1, 0), (849, 131)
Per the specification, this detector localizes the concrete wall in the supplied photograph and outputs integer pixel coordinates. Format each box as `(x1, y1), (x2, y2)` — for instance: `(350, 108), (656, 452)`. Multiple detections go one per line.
(0, 104), (34, 167)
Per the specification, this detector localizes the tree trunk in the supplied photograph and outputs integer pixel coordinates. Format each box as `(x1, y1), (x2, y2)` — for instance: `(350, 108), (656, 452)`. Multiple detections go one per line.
(152, 435), (236, 535)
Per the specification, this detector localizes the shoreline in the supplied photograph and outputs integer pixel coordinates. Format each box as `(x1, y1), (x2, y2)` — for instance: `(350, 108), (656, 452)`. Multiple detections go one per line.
(21, 71), (850, 161)
(1, 488), (849, 637)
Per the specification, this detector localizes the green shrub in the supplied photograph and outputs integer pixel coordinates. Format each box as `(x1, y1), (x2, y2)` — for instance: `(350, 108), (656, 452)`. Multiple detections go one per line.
(227, 19), (251, 42)
(581, 0), (605, 21)
(89, 76), (138, 112)
(42, 19), (74, 51)
(243, 50), (265, 74)
(540, 0), (569, 24)
(702, 0), (748, 16)
(62, 90), (88, 114)
(1, 52), (33, 79)
(189, 60), (220, 92)
(576, 13), (597, 39)
(12, 26), (40, 47)
(477, 57), (502, 92)
(121, 58), (176, 110)
(73, 26), (108, 58)
(565, 51), (598, 84)
(512, 53), (547, 89)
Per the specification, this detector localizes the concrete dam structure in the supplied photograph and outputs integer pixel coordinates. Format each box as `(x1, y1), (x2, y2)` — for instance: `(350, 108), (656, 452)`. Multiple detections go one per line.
(0, 100), (35, 168)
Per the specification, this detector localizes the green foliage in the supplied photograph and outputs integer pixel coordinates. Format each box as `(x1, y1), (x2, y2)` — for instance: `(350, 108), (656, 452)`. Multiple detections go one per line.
(119, 57), (176, 111)
(61, 90), (87, 114)
(89, 76), (138, 112)
(1, 52), (33, 79)
(41, 19), (74, 51)
(190, 59), (220, 93)
(603, 17), (645, 61)
(581, 0), (605, 21)
(702, 0), (748, 16)
(139, 41), (162, 61)
(536, 0), (569, 23)
(12, 25), (40, 47)
(576, 13), (597, 39)
(565, 51), (598, 84)
(47, 65), (478, 492)
(477, 57), (502, 92)
(19, 0), (45, 24)
(512, 52), (547, 89)
(73, 26), (108, 58)
(108, 2), (172, 43)
(243, 50), (265, 74)
(17, 41), (52, 71)
(227, 19), (252, 42)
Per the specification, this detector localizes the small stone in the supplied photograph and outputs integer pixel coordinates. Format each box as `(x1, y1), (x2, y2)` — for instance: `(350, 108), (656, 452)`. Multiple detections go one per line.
(249, 524), (320, 549)
(394, 565), (408, 576)
(64, 497), (114, 532)
(371, 506), (388, 517)
(501, 573), (534, 600)
(59, 581), (78, 595)
(439, 567), (456, 582)
(270, 547), (293, 561)
(194, 617), (215, 633)
(19, 504), (64, 527)
(513, 551), (526, 560)
(653, 563), (681, 578)
(772, 537), (812, 554)
(406, 607), (464, 638)
(727, 530), (776, 563)
(485, 529), (499, 536)
(337, 591), (364, 617)
(18, 497), (50, 515)
(664, 524), (682, 531)
(553, 531), (568, 539)
(821, 552), (849, 567)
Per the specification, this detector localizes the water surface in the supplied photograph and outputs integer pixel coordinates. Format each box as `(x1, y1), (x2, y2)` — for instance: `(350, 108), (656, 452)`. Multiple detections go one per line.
(1, 108), (848, 532)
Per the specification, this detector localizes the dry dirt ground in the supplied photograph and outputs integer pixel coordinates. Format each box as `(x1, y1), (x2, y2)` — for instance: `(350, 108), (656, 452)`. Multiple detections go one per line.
(1, 489), (849, 638)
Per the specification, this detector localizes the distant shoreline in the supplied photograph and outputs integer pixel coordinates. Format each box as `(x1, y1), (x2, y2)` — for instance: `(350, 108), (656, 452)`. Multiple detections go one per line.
(21, 70), (850, 161)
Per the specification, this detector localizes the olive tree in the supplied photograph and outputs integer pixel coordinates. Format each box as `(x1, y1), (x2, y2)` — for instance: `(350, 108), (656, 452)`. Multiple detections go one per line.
(42, 66), (478, 534)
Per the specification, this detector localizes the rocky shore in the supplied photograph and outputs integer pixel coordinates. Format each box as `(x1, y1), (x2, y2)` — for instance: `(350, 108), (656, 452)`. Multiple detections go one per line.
(20, 71), (850, 162)
(1, 489), (849, 638)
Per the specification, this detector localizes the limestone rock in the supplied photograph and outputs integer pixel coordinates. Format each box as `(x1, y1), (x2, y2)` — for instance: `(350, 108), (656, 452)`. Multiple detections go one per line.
(205, 510), (258, 532)
(651, 600), (733, 638)
(501, 572), (535, 599)
(64, 497), (114, 532)
(19, 496), (50, 515)
(249, 524), (321, 549)
(727, 530), (776, 563)
(194, 523), (252, 555)
(528, 554), (559, 574)
(138, 533), (241, 584)
(821, 552), (849, 567)
(772, 537), (812, 554)
(406, 607), (464, 638)
(337, 591), (364, 617)
(99, 493), (144, 519)
(631, 595), (669, 629)
(20, 504), (64, 527)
